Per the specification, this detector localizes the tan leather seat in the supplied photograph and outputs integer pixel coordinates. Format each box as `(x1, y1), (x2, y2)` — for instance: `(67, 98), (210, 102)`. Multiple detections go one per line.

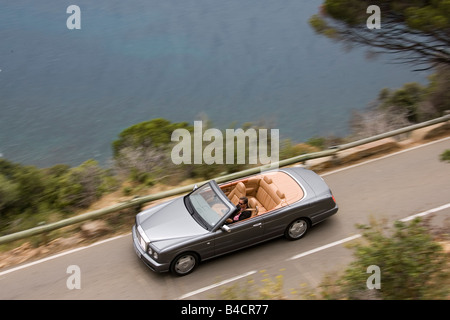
(250, 176), (286, 213)
(227, 182), (246, 206)
(248, 197), (259, 217)
(227, 173), (293, 217)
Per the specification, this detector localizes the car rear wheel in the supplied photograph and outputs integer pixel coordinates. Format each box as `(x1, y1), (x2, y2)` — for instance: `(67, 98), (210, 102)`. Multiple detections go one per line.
(285, 218), (309, 240)
(171, 253), (198, 276)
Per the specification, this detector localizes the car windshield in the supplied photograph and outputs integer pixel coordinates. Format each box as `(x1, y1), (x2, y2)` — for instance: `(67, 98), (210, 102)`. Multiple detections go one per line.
(188, 182), (232, 227)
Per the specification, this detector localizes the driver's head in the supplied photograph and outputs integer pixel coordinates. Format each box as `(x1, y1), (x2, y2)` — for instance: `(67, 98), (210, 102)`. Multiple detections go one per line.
(238, 197), (248, 208)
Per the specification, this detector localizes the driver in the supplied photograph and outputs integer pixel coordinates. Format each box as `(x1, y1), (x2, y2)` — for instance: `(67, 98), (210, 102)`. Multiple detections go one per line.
(226, 197), (252, 224)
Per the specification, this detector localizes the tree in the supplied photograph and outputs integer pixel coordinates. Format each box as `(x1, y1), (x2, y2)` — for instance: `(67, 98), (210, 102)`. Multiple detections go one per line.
(309, 0), (450, 70)
(349, 64), (450, 138)
(12, 165), (47, 213)
(425, 64), (450, 113)
(113, 118), (191, 156)
(54, 160), (116, 210)
(377, 82), (425, 122)
(0, 174), (19, 216)
(112, 118), (193, 184)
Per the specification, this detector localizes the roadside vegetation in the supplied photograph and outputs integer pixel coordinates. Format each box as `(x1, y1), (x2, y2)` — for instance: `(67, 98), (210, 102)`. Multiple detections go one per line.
(441, 149), (450, 162)
(1, 64), (449, 239)
(349, 66), (450, 140)
(215, 217), (450, 300)
(0, 159), (117, 236)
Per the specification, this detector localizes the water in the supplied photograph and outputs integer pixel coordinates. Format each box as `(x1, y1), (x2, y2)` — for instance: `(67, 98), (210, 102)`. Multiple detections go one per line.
(0, 0), (428, 168)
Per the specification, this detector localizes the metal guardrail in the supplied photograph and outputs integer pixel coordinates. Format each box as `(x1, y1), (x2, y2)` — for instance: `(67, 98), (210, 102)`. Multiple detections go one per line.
(0, 113), (449, 245)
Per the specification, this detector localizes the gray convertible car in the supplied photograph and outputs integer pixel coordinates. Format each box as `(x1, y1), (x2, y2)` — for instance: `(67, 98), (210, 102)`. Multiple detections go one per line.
(132, 167), (338, 276)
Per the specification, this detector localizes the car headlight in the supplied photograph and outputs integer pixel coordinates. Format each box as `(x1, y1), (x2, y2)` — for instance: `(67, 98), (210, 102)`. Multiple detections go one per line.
(147, 246), (159, 260)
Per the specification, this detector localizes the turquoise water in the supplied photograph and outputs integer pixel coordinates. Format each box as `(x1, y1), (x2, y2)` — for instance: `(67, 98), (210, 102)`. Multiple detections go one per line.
(0, 0), (428, 167)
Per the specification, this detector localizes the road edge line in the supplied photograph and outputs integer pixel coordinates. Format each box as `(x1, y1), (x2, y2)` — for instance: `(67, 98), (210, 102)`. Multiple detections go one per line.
(0, 234), (128, 277)
(177, 270), (257, 300)
(322, 136), (450, 177)
(287, 234), (362, 261)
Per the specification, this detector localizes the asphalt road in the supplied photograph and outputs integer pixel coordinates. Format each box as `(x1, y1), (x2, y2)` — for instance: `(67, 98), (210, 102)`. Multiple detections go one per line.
(1, 137), (449, 300)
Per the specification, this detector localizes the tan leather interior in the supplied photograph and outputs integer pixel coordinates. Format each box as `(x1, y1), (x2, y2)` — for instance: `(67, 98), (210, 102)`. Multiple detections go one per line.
(248, 198), (259, 217)
(227, 181), (246, 206)
(221, 171), (304, 217)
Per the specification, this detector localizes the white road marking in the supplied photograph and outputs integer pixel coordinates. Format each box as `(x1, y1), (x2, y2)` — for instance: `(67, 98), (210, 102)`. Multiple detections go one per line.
(0, 234), (128, 277)
(287, 234), (362, 261)
(321, 136), (450, 177)
(400, 202), (450, 222)
(176, 270), (257, 300)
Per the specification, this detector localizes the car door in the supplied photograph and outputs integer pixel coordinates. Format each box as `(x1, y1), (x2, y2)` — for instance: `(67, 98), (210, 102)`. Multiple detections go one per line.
(213, 216), (264, 256)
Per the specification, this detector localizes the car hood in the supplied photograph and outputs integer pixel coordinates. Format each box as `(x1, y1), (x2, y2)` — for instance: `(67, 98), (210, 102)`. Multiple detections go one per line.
(138, 197), (207, 244)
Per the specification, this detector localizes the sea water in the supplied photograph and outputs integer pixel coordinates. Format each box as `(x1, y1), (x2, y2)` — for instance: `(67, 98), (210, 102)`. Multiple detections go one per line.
(0, 0), (428, 167)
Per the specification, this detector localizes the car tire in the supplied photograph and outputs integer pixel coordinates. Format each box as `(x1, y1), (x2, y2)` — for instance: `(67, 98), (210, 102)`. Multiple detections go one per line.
(170, 252), (199, 276)
(285, 218), (309, 241)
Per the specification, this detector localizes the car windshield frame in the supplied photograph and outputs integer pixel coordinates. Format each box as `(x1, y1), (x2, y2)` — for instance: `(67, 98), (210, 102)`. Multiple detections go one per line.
(186, 181), (236, 231)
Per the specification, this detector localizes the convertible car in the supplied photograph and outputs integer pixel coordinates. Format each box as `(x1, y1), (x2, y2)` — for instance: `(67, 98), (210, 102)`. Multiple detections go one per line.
(132, 167), (338, 276)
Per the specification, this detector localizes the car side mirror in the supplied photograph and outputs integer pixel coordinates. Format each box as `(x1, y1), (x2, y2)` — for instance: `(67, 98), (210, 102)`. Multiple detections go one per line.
(193, 184), (198, 190)
(221, 225), (231, 233)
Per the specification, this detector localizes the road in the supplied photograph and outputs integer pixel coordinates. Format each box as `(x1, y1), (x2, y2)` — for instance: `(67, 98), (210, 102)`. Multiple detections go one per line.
(0, 137), (449, 300)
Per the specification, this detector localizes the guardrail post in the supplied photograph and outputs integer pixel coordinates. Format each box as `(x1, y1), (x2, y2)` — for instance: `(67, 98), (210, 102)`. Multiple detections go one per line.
(329, 146), (340, 166)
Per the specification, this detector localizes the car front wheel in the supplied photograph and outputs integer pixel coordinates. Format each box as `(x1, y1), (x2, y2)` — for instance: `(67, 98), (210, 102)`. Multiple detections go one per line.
(285, 218), (309, 240)
(170, 253), (198, 276)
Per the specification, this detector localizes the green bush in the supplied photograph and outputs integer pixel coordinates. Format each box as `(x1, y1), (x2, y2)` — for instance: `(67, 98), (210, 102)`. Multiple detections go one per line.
(321, 218), (449, 300)
(0, 174), (20, 214)
(0, 158), (118, 234)
(440, 149), (450, 162)
(52, 160), (118, 210)
(112, 118), (193, 184)
(212, 218), (449, 300)
(216, 272), (287, 300)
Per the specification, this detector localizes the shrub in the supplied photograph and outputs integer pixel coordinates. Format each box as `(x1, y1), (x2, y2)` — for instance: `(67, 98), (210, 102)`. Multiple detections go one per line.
(440, 149), (450, 162)
(216, 271), (287, 300)
(211, 218), (449, 300)
(321, 218), (450, 300)
(54, 160), (117, 210)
